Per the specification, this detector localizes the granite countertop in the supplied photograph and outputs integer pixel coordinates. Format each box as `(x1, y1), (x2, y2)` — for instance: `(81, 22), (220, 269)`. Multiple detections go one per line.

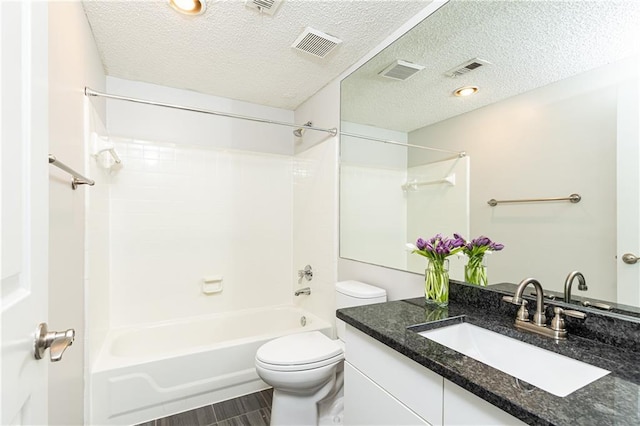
(336, 292), (640, 426)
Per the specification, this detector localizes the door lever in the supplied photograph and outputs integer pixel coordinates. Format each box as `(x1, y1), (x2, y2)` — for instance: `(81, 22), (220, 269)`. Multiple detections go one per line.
(34, 323), (75, 362)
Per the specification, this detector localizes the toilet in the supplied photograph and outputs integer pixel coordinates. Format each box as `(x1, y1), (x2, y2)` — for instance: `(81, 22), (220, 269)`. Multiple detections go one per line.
(255, 280), (387, 426)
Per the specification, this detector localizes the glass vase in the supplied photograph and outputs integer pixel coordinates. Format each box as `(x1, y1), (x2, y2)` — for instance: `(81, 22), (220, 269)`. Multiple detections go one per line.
(425, 259), (449, 307)
(465, 256), (488, 287)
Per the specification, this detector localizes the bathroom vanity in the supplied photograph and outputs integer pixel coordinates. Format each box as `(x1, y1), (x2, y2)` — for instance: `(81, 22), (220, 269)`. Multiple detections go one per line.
(337, 283), (640, 426)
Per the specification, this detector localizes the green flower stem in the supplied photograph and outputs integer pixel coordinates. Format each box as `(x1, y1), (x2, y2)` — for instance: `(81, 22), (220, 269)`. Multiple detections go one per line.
(425, 260), (449, 307)
(465, 256), (487, 286)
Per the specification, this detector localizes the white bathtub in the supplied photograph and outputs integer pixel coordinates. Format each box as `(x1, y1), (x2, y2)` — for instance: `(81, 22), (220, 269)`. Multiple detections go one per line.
(90, 306), (331, 425)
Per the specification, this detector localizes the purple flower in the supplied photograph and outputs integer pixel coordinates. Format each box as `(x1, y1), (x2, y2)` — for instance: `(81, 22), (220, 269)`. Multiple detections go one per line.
(429, 233), (443, 245)
(409, 233), (465, 261)
(490, 243), (505, 251)
(451, 236), (465, 248)
(458, 234), (505, 258)
(474, 236), (491, 247)
(416, 238), (428, 250)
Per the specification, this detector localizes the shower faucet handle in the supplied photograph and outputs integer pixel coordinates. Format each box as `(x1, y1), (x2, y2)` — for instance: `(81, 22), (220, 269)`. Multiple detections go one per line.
(297, 265), (313, 281)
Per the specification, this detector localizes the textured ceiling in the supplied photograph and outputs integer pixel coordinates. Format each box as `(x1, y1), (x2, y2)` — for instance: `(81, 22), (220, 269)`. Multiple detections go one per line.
(82, 0), (433, 110)
(341, 0), (640, 132)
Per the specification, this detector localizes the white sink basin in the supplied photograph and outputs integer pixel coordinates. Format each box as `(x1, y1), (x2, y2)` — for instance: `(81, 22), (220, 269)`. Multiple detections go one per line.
(418, 322), (609, 397)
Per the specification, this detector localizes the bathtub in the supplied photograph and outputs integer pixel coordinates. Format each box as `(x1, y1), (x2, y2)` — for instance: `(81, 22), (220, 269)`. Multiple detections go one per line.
(90, 306), (331, 425)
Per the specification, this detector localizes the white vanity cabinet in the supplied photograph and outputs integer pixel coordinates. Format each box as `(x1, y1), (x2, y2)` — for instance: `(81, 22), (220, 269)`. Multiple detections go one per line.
(344, 363), (431, 425)
(344, 325), (526, 426)
(443, 379), (527, 425)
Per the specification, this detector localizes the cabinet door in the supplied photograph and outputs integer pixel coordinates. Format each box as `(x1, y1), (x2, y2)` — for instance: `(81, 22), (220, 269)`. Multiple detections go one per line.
(443, 380), (526, 426)
(344, 362), (430, 426)
(346, 325), (443, 425)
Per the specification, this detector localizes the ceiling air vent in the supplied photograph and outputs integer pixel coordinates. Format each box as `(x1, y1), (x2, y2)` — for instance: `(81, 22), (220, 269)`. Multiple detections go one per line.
(292, 27), (342, 58)
(379, 60), (425, 81)
(245, 0), (282, 16)
(445, 58), (491, 78)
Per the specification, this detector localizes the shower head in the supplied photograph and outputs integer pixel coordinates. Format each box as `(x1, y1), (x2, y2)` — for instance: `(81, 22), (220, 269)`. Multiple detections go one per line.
(293, 121), (313, 137)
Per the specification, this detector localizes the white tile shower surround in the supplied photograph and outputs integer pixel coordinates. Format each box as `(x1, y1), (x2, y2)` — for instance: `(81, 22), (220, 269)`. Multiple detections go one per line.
(108, 138), (295, 328)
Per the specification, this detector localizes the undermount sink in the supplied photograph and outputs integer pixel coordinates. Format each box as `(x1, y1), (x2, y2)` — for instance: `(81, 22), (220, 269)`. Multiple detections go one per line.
(418, 322), (609, 397)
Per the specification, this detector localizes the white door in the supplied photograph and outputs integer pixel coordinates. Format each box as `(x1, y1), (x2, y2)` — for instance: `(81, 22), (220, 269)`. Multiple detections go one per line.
(616, 55), (640, 307)
(1, 1), (49, 424)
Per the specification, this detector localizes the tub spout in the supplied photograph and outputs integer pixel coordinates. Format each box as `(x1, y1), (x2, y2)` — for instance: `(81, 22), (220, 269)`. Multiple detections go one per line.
(295, 287), (311, 296)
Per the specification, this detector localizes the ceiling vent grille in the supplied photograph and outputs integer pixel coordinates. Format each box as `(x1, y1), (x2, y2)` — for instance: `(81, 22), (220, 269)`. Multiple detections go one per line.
(245, 0), (282, 16)
(292, 27), (342, 58)
(446, 58), (491, 78)
(379, 60), (425, 81)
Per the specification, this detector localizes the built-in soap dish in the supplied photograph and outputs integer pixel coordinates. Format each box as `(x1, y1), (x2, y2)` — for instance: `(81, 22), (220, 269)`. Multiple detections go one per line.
(202, 276), (223, 294)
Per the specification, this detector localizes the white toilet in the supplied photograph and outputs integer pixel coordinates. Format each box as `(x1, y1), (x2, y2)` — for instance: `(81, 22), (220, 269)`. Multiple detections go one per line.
(255, 280), (387, 426)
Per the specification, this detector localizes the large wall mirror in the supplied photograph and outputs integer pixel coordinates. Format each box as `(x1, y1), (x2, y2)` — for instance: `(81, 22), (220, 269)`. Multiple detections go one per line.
(340, 1), (640, 311)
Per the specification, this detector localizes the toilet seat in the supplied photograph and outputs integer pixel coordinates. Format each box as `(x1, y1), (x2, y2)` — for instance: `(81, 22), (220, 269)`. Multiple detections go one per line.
(256, 331), (344, 372)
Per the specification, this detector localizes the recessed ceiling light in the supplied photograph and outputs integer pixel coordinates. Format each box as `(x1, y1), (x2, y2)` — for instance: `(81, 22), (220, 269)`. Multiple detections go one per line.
(169, 0), (206, 15)
(453, 86), (479, 97)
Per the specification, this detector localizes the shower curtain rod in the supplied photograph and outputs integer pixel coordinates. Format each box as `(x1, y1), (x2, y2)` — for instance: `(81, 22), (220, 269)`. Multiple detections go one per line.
(84, 88), (464, 157)
(84, 87), (338, 137)
(340, 131), (466, 157)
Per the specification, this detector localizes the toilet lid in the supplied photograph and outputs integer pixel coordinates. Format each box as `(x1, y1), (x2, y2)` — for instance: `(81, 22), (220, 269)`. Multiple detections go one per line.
(256, 331), (343, 368)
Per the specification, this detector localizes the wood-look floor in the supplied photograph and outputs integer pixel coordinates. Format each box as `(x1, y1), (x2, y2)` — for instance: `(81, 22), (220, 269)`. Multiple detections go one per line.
(135, 389), (273, 426)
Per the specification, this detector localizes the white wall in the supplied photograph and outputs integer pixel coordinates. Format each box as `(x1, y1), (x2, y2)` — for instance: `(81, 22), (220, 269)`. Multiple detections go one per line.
(107, 77), (294, 156)
(291, 79), (340, 329)
(409, 65), (618, 301)
(293, 2), (450, 302)
(107, 137), (293, 327)
(406, 157), (470, 279)
(292, 140), (339, 330)
(340, 122), (408, 270)
(48, 2), (106, 424)
(85, 120), (111, 373)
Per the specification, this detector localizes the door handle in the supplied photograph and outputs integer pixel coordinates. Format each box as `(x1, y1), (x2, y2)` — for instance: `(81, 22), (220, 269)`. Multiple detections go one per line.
(622, 253), (640, 265)
(34, 323), (75, 362)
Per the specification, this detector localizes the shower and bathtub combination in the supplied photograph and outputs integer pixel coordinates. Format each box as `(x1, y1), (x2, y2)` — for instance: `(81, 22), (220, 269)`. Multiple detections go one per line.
(84, 80), (340, 425)
(91, 306), (330, 425)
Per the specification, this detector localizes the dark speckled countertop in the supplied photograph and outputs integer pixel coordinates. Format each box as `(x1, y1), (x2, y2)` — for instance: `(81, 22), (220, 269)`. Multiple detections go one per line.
(336, 283), (640, 426)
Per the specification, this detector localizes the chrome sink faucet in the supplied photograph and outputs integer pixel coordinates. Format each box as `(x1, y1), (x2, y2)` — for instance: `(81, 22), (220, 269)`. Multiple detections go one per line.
(564, 271), (587, 303)
(503, 277), (586, 340)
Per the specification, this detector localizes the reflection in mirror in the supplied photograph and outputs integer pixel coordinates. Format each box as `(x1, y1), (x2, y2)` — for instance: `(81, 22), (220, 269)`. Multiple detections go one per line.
(339, 0), (640, 310)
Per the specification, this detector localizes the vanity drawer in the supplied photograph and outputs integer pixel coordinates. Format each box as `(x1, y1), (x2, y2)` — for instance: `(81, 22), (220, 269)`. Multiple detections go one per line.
(345, 325), (444, 426)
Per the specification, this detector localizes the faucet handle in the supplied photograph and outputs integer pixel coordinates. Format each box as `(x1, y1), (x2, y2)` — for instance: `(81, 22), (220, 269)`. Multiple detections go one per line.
(502, 295), (514, 303)
(297, 265), (313, 281)
(550, 307), (586, 332)
(563, 309), (587, 320)
(553, 306), (586, 319)
(502, 295), (523, 305)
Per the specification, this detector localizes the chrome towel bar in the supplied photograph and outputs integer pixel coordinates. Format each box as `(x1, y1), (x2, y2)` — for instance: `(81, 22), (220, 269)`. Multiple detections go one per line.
(48, 155), (95, 190)
(488, 193), (581, 207)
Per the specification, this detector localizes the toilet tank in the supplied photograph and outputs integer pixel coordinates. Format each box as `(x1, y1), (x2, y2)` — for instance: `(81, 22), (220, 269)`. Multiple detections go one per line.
(335, 280), (387, 341)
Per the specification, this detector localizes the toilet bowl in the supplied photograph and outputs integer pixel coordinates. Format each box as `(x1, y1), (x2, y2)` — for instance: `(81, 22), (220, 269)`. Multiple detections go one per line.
(255, 281), (386, 425)
(256, 331), (344, 425)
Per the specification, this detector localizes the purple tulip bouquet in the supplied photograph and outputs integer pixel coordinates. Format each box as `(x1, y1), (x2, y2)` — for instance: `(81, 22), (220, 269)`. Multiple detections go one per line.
(408, 234), (465, 306)
(459, 235), (504, 286)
